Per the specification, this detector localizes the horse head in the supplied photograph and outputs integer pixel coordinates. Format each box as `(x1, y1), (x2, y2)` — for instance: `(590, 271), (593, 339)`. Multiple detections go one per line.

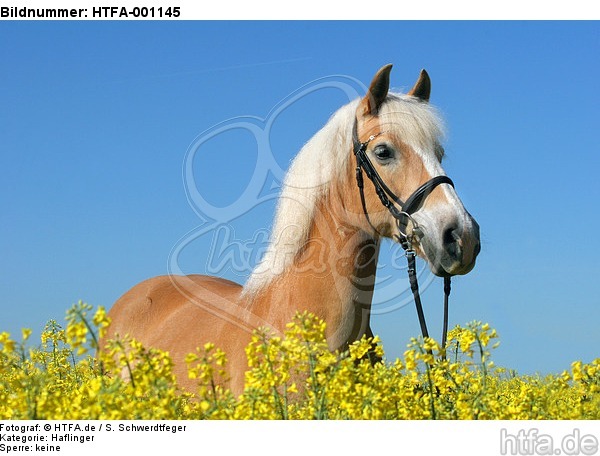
(351, 64), (480, 277)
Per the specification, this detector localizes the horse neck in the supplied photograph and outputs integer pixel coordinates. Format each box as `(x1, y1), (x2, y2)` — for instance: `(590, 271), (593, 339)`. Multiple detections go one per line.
(248, 189), (380, 351)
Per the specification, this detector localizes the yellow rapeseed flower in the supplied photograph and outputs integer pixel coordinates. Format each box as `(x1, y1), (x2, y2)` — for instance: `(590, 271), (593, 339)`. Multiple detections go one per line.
(1, 302), (598, 420)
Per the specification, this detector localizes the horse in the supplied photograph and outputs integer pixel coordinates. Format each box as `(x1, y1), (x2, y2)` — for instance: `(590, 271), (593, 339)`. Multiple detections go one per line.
(103, 64), (481, 395)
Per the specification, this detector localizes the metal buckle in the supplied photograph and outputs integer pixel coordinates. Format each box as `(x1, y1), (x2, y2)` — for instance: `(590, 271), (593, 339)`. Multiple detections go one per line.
(395, 213), (420, 246)
(405, 249), (417, 274)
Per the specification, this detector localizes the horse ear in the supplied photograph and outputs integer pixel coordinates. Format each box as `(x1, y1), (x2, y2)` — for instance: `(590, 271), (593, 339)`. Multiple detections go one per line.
(362, 64), (393, 116)
(408, 69), (431, 102)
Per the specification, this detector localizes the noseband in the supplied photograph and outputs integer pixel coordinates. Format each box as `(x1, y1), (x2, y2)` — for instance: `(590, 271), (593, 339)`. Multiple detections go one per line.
(352, 119), (454, 354)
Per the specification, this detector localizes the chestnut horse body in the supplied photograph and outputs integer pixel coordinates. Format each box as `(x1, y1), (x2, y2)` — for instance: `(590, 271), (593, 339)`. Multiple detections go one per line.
(104, 65), (480, 395)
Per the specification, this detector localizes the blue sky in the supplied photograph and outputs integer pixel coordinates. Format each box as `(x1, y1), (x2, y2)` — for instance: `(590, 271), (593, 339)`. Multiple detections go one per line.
(1, 21), (598, 375)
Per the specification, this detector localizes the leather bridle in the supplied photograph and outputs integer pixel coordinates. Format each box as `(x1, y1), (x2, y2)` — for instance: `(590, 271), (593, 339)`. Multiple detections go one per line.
(352, 118), (454, 354)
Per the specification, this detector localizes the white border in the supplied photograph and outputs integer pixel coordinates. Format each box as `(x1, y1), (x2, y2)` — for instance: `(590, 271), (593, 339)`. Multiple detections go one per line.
(1, 0), (598, 20)
(1, 420), (599, 456)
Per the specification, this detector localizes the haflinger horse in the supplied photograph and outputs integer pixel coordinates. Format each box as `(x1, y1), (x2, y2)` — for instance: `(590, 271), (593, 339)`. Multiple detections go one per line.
(103, 64), (480, 396)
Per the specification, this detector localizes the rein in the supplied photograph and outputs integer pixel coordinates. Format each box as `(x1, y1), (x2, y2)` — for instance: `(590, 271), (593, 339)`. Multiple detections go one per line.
(352, 119), (454, 354)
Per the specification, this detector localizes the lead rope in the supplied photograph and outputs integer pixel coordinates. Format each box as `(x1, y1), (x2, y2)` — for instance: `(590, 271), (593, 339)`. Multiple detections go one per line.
(405, 244), (451, 359)
(441, 276), (451, 360)
(406, 249), (429, 339)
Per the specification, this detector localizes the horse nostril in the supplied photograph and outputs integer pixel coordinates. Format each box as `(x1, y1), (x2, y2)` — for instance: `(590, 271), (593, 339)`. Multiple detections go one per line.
(442, 225), (461, 257)
(443, 224), (460, 245)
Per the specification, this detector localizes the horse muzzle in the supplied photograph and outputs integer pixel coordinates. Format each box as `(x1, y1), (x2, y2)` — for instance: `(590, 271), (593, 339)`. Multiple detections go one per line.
(420, 213), (481, 277)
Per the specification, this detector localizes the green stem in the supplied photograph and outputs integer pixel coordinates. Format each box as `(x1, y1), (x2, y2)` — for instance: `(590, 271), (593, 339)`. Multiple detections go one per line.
(74, 307), (99, 351)
(115, 340), (136, 389)
(423, 347), (437, 420)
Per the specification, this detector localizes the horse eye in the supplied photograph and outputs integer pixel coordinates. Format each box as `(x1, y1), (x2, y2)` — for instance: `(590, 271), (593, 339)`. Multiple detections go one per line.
(374, 145), (393, 161)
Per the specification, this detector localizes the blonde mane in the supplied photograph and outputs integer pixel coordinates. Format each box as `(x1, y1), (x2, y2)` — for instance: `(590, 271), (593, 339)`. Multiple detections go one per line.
(242, 92), (445, 296)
